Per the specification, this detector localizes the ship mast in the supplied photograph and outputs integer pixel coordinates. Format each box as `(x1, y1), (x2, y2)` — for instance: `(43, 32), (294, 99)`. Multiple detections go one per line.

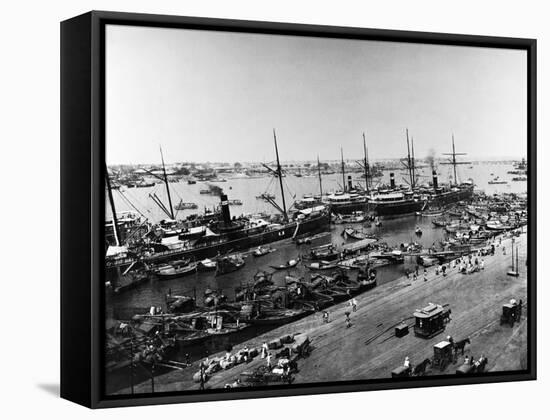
(273, 129), (288, 222)
(442, 134), (469, 186)
(411, 136), (416, 189)
(105, 164), (121, 246)
(363, 132), (370, 194)
(159, 146), (175, 220)
(341, 147), (346, 192)
(405, 129), (414, 189)
(317, 155), (323, 197)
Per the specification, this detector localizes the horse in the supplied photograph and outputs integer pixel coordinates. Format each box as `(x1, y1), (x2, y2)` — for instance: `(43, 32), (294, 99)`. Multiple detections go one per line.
(412, 358), (432, 376)
(453, 338), (471, 356)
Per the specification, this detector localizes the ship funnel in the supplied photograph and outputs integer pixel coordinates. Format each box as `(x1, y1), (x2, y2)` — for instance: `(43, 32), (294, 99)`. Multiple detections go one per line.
(220, 194), (231, 225)
(347, 175), (353, 191)
(390, 172), (396, 189)
(432, 170), (438, 190)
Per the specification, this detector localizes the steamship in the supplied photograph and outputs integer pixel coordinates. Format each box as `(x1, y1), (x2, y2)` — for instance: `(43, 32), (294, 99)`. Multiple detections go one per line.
(105, 132), (330, 273)
(427, 170), (474, 206)
(367, 172), (426, 216)
(143, 194), (330, 264)
(323, 175), (368, 214)
(426, 136), (475, 206)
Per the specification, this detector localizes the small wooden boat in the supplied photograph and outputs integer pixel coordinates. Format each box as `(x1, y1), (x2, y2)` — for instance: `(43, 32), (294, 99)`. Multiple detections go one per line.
(204, 292), (228, 307)
(270, 257), (300, 270)
(333, 211), (368, 224)
(305, 260), (339, 271)
(175, 200), (198, 210)
(228, 199), (243, 206)
(334, 275), (362, 293)
(432, 218), (449, 228)
(357, 267), (377, 289)
(248, 308), (310, 325)
(319, 286), (349, 302)
(417, 209), (445, 217)
(166, 295), (195, 313)
(338, 254), (370, 270)
(308, 244), (339, 261)
(253, 246), (274, 257)
(415, 226), (423, 235)
(156, 260), (198, 280)
(488, 176), (508, 185)
(216, 255), (245, 275)
(199, 258), (217, 270)
(295, 236), (312, 245)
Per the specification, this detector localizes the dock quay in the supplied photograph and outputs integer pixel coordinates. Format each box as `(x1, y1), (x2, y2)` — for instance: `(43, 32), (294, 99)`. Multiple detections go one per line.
(117, 231), (528, 394)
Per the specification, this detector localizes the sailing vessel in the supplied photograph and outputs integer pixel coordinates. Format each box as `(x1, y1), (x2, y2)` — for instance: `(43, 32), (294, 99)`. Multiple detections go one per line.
(107, 132), (330, 269)
(367, 131), (426, 216)
(428, 135), (474, 205)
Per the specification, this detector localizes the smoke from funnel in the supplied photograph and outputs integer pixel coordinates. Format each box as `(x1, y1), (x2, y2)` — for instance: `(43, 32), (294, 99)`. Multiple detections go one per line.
(426, 148), (436, 172)
(208, 184), (224, 197)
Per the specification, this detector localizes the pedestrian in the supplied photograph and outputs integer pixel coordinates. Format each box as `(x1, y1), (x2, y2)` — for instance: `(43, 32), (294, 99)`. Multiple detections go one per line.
(503, 246), (506, 255)
(442, 265), (447, 276)
(415, 265), (419, 276)
(185, 353), (190, 366)
(199, 361), (205, 390)
(261, 342), (268, 358)
(266, 352), (272, 369)
(352, 298), (358, 312)
(423, 272), (428, 282)
(323, 311), (329, 324)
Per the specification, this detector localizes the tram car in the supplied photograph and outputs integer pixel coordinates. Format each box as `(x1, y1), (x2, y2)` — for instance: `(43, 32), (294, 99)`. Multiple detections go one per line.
(413, 303), (452, 338)
(500, 299), (522, 327)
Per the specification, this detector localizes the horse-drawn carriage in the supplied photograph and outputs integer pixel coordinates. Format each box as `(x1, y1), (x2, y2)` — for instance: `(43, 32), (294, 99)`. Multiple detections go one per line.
(432, 340), (454, 371)
(413, 303), (452, 338)
(391, 365), (412, 378)
(500, 299), (521, 327)
(456, 356), (488, 374)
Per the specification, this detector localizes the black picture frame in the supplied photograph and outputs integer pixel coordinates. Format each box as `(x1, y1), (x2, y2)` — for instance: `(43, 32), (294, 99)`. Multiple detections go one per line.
(60, 10), (537, 409)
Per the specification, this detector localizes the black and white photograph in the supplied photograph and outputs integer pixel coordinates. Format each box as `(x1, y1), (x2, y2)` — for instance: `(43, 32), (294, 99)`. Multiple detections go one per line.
(102, 21), (531, 397)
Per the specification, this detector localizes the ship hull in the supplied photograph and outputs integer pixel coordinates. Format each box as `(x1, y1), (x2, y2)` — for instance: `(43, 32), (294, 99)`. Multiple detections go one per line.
(328, 201), (368, 215)
(429, 186), (474, 207)
(369, 200), (425, 217)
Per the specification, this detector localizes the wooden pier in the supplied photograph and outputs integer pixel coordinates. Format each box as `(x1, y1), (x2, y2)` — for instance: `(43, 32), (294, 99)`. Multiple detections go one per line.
(116, 232), (528, 394)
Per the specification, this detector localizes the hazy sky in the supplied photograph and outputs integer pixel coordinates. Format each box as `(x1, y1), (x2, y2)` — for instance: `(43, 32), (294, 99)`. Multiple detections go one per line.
(106, 24), (527, 165)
